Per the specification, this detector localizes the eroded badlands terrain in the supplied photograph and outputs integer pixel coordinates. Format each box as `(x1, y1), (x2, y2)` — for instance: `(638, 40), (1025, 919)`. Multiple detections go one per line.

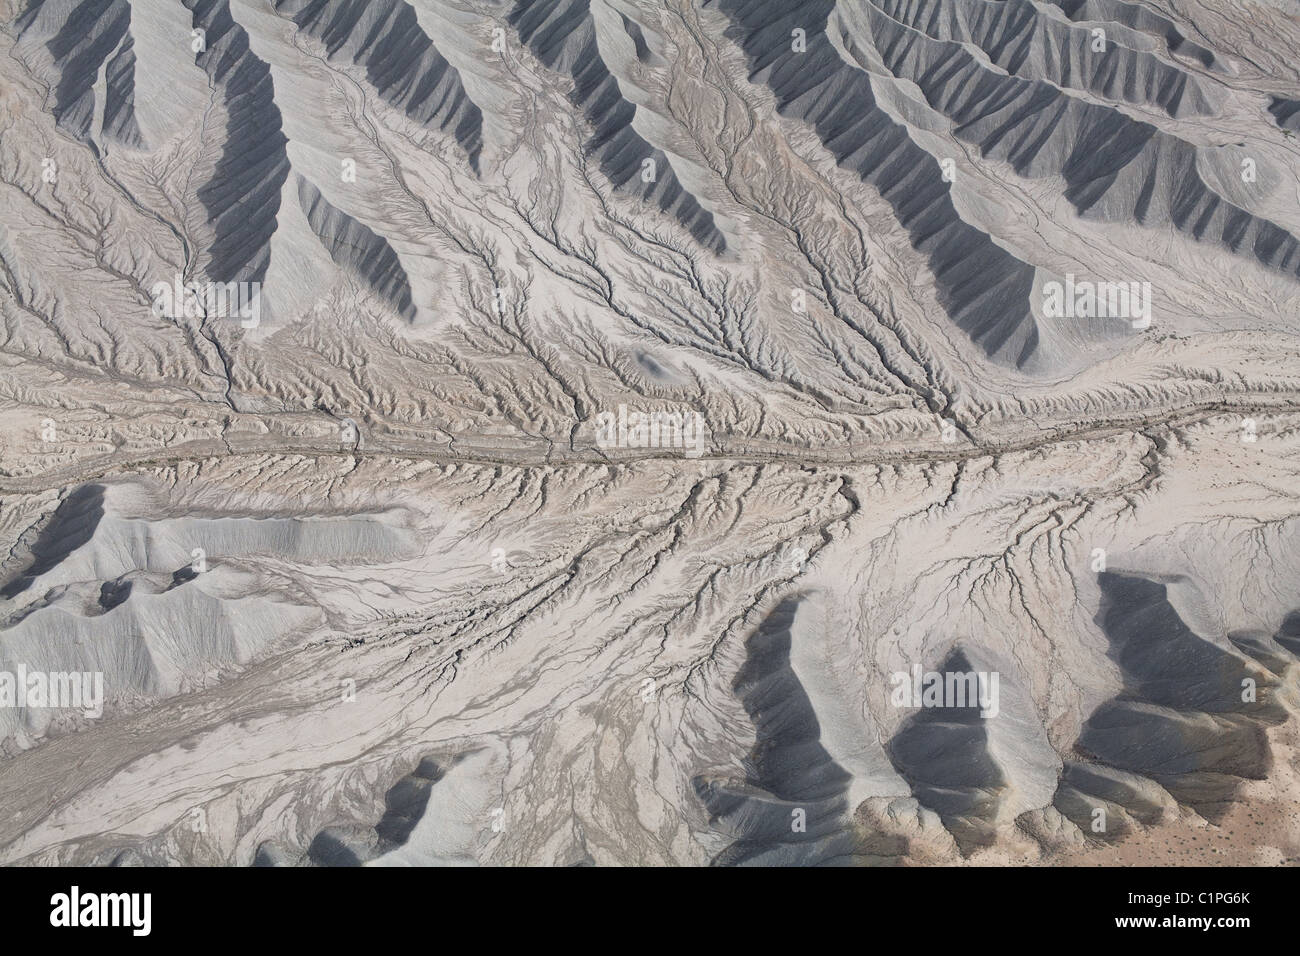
(1, 0), (1299, 865)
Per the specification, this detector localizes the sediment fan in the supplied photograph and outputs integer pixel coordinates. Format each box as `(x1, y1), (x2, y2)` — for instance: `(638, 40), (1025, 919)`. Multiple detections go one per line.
(0, 0), (1298, 866)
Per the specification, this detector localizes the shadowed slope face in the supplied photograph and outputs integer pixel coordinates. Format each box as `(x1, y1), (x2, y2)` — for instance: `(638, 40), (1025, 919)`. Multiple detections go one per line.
(693, 598), (875, 866)
(711, 0), (1300, 367)
(1058, 0), (1219, 69)
(886, 648), (1007, 853)
(15, 0), (141, 147)
(0, 484), (105, 599)
(1273, 612), (1300, 657)
(296, 756), (445, 866)
(509, 0), (726, 253)
(1057, 573), (1295, 829)
(852, 0), (1300, 279)
(272, 0), (483, 171)
(184, 0), (291, 286)
(297, 177), (416, 321)
(1270, 97), (1300, 133)
(710, 0), (1042, 366)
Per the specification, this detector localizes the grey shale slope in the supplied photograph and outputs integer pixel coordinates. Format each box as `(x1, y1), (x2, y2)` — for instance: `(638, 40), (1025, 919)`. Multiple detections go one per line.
(1, 0), (1299, 866)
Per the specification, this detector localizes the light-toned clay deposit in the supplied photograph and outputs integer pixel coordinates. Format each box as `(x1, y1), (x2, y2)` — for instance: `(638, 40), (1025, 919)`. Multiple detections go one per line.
(1, 0), (1299, 866)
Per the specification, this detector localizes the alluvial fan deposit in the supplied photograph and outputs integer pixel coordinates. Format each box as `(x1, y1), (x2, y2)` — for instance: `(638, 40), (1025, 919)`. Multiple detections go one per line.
(1, 0), (1299, 866)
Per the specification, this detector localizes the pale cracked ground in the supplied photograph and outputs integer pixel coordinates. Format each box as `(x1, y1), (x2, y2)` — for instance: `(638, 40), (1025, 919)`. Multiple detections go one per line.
(1, 0), (1299, 866)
